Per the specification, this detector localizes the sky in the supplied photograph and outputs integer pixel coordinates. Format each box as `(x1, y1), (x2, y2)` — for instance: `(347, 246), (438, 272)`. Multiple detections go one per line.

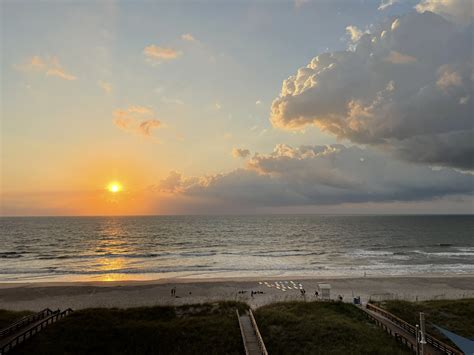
(1, 0), (473, 216)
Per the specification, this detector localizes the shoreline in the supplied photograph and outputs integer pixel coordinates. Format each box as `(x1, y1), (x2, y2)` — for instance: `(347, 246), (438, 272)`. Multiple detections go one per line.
(1, 272), (474, 288)
(1, 275), (473, 311)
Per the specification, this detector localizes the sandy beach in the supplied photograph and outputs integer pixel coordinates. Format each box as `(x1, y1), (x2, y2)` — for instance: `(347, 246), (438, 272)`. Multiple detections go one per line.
(1, 276), (472, 311)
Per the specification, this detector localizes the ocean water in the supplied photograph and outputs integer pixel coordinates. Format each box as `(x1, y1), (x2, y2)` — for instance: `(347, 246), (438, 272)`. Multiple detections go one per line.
(1, 215), (473, 282)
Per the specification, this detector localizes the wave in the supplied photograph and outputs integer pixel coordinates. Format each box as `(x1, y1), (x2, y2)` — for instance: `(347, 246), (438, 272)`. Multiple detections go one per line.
(0, 252), (23, 259)
(413, 250), (474, 257)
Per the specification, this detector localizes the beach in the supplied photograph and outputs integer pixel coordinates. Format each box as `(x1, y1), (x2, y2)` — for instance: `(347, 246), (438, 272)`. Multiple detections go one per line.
(1, 276), (473, 311)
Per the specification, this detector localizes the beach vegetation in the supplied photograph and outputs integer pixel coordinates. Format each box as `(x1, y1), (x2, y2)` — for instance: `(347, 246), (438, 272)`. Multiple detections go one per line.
(12, 302), (247, 354)
(254, 301), (411, 354)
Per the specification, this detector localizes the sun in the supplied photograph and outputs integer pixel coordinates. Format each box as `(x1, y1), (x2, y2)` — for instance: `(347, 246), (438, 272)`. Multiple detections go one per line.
(107, 182), (123, 193)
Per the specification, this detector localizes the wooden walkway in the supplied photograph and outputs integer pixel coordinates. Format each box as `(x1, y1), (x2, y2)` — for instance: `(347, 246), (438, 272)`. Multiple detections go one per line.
(0, 308), (73, 354)
(237, 309), (268, 355)
(362, 304), (461, 355)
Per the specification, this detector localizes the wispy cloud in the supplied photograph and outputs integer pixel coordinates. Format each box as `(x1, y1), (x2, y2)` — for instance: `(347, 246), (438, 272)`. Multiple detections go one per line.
(378, 0), (400, 11)
(16, 55), (77, 81)
(138, 120), (162, 136)
(143, 45), (181, 64)
(384, 50), (417, 64)
(161, 96), (184, 105)
(113, 105), (162, 138)
(98, 80), (112, 94)
(181, 33), (198, 42)
(46, 68), (76, 81)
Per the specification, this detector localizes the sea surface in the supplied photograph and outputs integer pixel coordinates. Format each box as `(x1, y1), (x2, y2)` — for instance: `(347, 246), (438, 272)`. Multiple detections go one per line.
(1, 215), (473, 282)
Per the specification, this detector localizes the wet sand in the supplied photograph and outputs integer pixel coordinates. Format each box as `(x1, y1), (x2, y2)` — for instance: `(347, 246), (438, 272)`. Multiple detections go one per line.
(1, 276), (473, 311)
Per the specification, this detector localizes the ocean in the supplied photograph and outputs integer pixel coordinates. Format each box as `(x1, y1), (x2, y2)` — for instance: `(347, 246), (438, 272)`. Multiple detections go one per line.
(1, 215), (473, 282)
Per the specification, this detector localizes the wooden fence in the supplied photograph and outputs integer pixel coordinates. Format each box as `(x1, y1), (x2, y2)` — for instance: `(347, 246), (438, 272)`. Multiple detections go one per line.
(362, 306), (418, 352)
(0, 308), (73, 355)
(0, 309), (55, 339)
(248, 309), (268, 355)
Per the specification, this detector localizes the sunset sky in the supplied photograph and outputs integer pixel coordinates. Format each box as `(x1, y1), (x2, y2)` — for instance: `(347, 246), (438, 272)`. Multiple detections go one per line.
(1, 0), (473, 216)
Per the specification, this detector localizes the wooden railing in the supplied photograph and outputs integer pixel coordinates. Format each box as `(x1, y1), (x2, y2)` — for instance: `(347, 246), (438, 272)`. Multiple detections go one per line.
(366, 303), (462, 355)
(362, 307), (417, 352)
(0, 308), (73, 355)
(248, 309), (268, 355)
(0, 309), (55, 339)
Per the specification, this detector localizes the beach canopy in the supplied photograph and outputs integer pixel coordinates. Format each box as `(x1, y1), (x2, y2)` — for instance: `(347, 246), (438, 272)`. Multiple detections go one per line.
(433, 325), (474, 355)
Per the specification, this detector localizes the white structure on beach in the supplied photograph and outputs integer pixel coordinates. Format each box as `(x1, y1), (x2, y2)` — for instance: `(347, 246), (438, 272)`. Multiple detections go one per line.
(318, 283), (331, 300)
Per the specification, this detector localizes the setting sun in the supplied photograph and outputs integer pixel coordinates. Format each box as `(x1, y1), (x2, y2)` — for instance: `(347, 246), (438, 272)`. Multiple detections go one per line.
(107, 182), (122, 193)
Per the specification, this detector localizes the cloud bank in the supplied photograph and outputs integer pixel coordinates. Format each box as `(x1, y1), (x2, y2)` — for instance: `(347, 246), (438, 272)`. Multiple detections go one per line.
(270, 11), (473, 170)
(158, 144), (473, 207)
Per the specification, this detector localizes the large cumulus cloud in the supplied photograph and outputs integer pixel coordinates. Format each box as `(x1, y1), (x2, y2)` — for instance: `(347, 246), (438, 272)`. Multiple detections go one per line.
(270, 11), (473, 170)
(158, 144), (473, 207)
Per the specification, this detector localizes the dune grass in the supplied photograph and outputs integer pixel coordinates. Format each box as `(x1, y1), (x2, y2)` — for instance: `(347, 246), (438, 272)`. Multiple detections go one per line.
(6, 299), (471, 354)
(254, 301), (411, 355)
(12, 302), (247, 355)
(375, 298), (474, 341)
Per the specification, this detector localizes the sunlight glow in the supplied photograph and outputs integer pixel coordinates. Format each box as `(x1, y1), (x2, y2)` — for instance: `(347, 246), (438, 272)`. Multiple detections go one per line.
(107, 182), (123, 193)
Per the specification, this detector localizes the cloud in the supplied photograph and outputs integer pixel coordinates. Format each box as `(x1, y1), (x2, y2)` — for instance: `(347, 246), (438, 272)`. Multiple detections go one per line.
(46, 68), (76, 81)
(158, 144), (473, 207)
(15, 55), (46, 71)
(378, 0), (400, 10)
(181, 33), (197, 42)
(345, 26), (365, 42)
(232, 148), (251, 158)
(256, 100), (262, 105)
(138, 120), (161, 136)
(416, 0), (474, 24)
(113, 105), (162, 138)
(436, 65), (462, 90)
(128, 105), (153, 115)
(143, 45), (181, 64)
(16, 56), (77, 81)
(98, 80), (112, 94)
(270, 11), (473, 170)
(384, 50), (417, 64)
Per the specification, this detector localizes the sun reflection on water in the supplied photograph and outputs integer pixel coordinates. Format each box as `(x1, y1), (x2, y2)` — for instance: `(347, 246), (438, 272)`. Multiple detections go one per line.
(94, 218), (131, 281)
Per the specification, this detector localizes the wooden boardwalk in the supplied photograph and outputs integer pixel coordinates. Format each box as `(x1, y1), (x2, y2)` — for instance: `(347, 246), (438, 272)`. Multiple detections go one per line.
(362, 304), (461, 355)
(237, 309), (268, 355)
(0, 308), (73, 354)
